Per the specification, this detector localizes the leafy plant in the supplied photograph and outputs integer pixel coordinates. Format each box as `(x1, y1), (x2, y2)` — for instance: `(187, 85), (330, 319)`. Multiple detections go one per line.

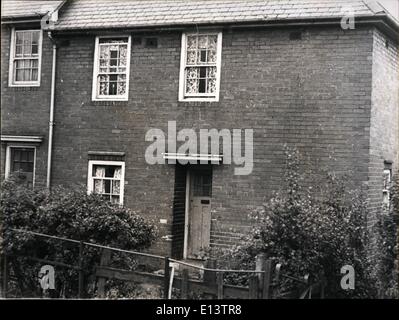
(0, 179), (157, 298)
(218, 148), (378, 298)
(374, 175), (399, 298)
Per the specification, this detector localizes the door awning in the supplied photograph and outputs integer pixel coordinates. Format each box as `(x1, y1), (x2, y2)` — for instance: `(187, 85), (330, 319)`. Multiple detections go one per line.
(1, 135), (43, 143)
(162, 153), (223, 164)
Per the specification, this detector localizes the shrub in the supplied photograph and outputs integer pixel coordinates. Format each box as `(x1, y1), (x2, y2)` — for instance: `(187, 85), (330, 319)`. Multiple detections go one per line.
(0, 180), (157, 298)
(218, 148), (377, 298)
(374, 175), (399, 299)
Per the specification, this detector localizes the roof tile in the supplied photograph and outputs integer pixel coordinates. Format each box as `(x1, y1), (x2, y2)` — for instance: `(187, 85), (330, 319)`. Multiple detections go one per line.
(1, 0), (397, 29)
(1, 0), (63, 18)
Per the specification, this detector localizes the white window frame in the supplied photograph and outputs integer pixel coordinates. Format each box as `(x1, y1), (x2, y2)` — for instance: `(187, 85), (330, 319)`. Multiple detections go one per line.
(178, 32), (223, 102)
(382, 168), (392, 210)
(5, 145), (37, 188)
(87, 160), (125, 205)
(8, 28), (42, 87)
(92, 35), (131, 101)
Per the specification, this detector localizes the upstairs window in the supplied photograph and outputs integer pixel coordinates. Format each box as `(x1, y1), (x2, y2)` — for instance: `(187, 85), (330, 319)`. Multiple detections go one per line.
(9, 29), (42, 86)
(179, 32), (222, 102)
(87, 160), (125, 205)
(92, 36), (131, 101)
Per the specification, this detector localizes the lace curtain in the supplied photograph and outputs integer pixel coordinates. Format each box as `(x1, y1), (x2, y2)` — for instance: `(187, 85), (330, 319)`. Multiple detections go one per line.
(94, 166), (105, 194)
(113, 167), (121, 195)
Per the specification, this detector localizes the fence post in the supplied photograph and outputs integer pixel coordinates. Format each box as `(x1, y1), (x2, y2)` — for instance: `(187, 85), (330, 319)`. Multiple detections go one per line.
(203, 258), (216, 284)
(249, 275), (258, 299)
(1, 254), (8, 298)
(180, 269), (189, 299)
(255, 254), (264, 298)
(216, 272), (224, 299)
(78, 241), (84, 299)
(256, 253), (272, 299)
(97, 249), (111, 298)
(163, 257), (170, 299)
(320, 270), (326, 299)
(263, 259), (272, 299)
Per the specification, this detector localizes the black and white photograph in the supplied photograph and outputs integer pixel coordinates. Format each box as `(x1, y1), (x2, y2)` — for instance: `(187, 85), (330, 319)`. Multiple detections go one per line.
(0, 0), (398, 312)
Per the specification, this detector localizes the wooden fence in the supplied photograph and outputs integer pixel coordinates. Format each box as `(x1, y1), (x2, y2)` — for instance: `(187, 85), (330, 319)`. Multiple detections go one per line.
(95, 254), (273, 299)
(1, 228), (325, 299)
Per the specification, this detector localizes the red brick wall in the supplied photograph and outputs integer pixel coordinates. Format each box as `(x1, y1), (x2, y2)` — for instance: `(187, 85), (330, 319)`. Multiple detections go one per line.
(48, 25), (376, 255)
(368, 28), (399, 223)
(0, 24), (52, 187)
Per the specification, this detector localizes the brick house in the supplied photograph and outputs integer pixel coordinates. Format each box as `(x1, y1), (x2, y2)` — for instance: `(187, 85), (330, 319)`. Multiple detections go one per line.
(1, 0), (398, 260)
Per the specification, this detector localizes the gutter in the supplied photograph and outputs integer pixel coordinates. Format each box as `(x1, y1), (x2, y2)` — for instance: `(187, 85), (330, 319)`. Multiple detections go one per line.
(51, 15), (399, 42)
(46, 32), (57, 189)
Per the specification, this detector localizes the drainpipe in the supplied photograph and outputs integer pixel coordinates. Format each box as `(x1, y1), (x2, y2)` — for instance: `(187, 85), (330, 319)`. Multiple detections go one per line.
(46, 32), (57, 189)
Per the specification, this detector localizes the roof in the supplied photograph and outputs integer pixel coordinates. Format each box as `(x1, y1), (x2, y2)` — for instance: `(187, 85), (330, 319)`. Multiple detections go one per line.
(1, 0), (397, 30)
(52, 0), (399, 30)
(1, 0), (64, 19)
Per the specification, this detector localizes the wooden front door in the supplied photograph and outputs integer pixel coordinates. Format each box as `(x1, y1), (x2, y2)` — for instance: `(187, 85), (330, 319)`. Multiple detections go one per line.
(187, 168), (212, 258)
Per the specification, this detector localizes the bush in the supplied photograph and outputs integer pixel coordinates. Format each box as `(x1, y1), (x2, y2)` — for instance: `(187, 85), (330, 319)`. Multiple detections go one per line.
(0, 180), (157, 298)
(218, 148), (378, 298)
(374, 175), (399, 299)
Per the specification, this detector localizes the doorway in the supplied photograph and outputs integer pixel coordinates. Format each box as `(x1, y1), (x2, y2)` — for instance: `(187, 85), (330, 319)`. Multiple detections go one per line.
(186, 166), (212, 259)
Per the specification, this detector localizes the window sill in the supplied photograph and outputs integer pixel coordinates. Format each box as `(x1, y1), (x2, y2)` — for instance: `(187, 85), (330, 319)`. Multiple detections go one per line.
(179, 97), (219, 103)
(92, 97), (128, 102)
(8, 83), (40, 88)
(84, 100), (129, 107)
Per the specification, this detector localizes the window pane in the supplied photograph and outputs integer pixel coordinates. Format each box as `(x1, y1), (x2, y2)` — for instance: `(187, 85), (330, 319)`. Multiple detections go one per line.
(99, 75), (109, 95)
(12, 161), (20, 172)
(32, 44), (38, 55)
(119, 45), (127, 66)
(208, 50), (217, 63)
(111, 195), (120, 204)
(24, 69), (30, 81)
(13, 149), (21, 161)
(104, 180), (111, 193)
(117, 74), (126, 95)
(198, 67), (207, 93)
(31, 68), (38, 81)
(186, 50), (196, 64)
(198, 50), (207, 63)
(16, 69), (24, 81)
(23, 34), (32, 56)
(198, 35), (208, 49)
(207, 77), (216, 93)
(31, 31), (39, 45)
(16, 32), (23, 45)
(208, 35), (217, 49)
(208, 66), (217, 78)
(187, 36), (197, 50)
(15, 45), (22, 56)
(113, 180), (120, 195)
(199, 78), (206, 93)
(100, 46), (109, 60)
(109, 74), (118, 95)
(186, 67), (198, 94)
